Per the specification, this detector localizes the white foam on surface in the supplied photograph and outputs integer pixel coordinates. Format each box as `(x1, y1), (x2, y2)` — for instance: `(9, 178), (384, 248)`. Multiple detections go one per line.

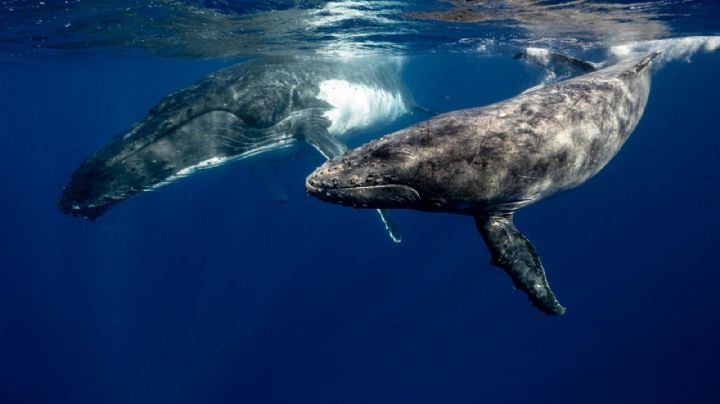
(317, 79), (408, 135)
(525, 47), (551, 64)
(610, 36), (720, 67)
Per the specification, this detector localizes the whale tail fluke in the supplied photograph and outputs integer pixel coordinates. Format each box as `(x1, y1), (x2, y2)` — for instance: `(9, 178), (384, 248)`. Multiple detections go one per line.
(514, 49), (597, 79)
(475, 214), (566, 315)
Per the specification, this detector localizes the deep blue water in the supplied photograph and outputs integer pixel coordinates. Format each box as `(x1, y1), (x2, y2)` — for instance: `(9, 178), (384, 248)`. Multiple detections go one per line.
(2, 2), (720, 404)
(2, 50), (720, 404)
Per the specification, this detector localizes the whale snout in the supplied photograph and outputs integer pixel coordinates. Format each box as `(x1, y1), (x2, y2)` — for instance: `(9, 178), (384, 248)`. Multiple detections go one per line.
(58, 172), (121, 220)
(58, 194), (112, 220)
(58, 149), (145, 220)
(306, 158), (421, 209)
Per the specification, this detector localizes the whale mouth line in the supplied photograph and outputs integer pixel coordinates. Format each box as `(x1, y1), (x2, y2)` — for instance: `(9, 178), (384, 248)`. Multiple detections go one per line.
(306, 182), (417, 193)
(306, 180), (422, 207)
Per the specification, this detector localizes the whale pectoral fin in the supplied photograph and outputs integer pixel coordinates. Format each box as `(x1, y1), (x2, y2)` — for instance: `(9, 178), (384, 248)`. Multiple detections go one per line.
(475, 214), (566, 315)
(375, 209), (402, 243)
(514, 50), (596, 78)
(292, 109), (344, 159)
(304, 128), (347, 160)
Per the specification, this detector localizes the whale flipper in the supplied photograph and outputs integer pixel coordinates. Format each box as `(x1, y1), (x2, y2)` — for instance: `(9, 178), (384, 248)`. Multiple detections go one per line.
(301, 110), (402, 243)
(375, 209), (401, 243)
(475, 214), (565, 315)
(299, 109), (345, 159)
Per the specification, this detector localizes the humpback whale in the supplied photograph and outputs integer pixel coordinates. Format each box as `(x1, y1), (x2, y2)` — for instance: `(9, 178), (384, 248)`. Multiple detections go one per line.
(59, 56), (422, 242)
(306, 52), (660, 314)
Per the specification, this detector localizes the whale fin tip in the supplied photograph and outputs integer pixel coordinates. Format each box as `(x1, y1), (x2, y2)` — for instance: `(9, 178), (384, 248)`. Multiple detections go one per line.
(475, 214), (566, 315)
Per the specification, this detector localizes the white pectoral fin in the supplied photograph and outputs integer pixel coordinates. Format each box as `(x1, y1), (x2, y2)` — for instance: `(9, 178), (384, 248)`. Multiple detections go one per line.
(376, 209), (402, 243)
(305, 131), (347, 160)
(298, 109), (346, 159)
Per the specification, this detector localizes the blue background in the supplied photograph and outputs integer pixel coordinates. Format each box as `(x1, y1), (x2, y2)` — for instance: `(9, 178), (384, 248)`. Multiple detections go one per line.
(1, 51), (719, 403)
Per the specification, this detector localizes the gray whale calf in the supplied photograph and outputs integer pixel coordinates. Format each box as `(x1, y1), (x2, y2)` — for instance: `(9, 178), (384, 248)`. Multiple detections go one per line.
(307, 52), (660, 314)
(59, 56), (421, 242)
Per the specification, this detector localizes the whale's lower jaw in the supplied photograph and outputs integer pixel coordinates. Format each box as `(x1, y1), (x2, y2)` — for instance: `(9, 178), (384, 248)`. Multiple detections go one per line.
(58, 199), (114, 220)
(305, 181), (421, 209)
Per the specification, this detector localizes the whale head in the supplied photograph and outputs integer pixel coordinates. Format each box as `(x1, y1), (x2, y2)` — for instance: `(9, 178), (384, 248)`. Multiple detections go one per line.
(305, 128), (440, 211)
(306, 118), (484, 213)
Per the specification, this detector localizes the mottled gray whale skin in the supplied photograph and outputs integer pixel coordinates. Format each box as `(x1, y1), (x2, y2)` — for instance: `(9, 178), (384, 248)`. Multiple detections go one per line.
(59, 56), (416, 241)
(307, 52), (659, 314)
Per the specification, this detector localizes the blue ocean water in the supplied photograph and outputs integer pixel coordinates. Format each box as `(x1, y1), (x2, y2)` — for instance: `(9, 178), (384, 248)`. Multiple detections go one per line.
(1, 1), (720, 403)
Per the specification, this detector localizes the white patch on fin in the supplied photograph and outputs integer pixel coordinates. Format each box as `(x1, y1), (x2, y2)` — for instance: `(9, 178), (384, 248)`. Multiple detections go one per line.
(309, 143), (332, 160)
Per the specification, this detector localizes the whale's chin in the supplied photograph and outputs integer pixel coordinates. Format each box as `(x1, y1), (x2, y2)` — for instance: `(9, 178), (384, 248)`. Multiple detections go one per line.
(305, 181), (422, 209)
(58, 196), (116, 221)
